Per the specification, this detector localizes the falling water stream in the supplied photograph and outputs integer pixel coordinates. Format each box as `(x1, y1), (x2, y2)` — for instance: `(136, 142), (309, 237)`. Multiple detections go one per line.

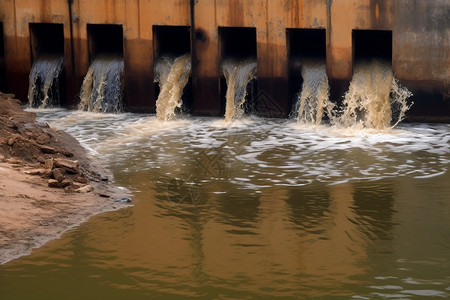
(294, 59), (412, 129)
(294, 59), (330, 124)
(222, 58), (257, 121)
(154, 54), (192, 121)
(78, 54), (124, 114)
(27, 54), (64, 108)
(335, 59), (412, 129)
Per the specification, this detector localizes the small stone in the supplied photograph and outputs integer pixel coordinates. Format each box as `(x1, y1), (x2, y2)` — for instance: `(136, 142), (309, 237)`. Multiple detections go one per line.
(61, 179), (72, 188)
(40, 169), (53, 178)
(48, 179), (61, 188)
(98, 193), (111, 198)
(100, 174), (109, 181)
(8, 135), (19, 146)
(54, 158), (79, 174)
(40, 145), (57, 154)
(114, 197), (132, 203)
(24, 169), (42, 175)
(0, 154), (4, 161)
(36, 122), (50, 128)
(52, 168), (66, 183)
(75, 185), (92, 193)
(45, 158), (54, 170)
(72, 182), (85, 189)
(36, 134), (51, 145)
(75, 176), (89, 184)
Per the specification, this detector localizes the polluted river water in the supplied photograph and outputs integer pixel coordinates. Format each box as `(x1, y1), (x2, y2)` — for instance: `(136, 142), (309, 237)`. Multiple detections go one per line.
(0, 108), (449, 299)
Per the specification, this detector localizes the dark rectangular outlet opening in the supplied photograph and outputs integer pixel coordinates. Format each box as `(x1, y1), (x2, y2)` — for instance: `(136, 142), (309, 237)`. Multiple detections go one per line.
(29, 23), (64, 59)
(0, 23), (6, 91)
(28, 23), (66, 106)
(219, 27), (257, 59)
(153, 25), (191, 59)
(353, 30), (392, 62)
(153, 25), (193, 113)
(286, 28), (326, 112)
(219, 27), (257, 116)
(87, 24), (123, 61)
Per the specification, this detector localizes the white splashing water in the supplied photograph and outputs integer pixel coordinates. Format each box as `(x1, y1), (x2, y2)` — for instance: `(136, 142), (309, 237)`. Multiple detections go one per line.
(27, 54), (64, 108)
(295, 59), (413, 129)
(78, 54), (124, 114)
(154, 53), (192, 121)
(294, 59), (330, 125)
(333, 59), (413, 129)
(222, 58), (257, 122)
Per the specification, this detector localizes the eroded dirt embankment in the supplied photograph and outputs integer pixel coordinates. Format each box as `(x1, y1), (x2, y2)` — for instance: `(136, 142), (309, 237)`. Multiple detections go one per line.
(0, 92), (129, 265)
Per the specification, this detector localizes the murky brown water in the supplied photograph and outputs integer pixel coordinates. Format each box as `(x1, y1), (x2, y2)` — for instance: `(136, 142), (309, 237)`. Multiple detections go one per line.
(1, 111), (449, 299)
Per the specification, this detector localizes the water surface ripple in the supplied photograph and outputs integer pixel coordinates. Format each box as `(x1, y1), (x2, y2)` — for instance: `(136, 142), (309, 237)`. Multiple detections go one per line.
(0, 110), (449, 299)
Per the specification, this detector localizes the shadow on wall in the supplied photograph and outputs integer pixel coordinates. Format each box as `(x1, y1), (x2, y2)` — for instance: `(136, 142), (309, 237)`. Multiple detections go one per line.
(1, 22), (7, 92)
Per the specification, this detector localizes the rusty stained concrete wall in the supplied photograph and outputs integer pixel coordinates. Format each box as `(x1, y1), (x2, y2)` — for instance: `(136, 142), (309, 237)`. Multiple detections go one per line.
(0, 0), (190, 111)
(0, 0), (72, 101)
(68, 0), (190, 110)
(1, 0), (449, 120)
(193, 0), (327, 116)
(193, 0), (449, 120)
(392, 0), (450, 122)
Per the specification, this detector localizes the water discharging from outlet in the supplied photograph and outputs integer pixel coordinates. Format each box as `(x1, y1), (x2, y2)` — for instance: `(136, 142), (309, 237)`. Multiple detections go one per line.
(78, 54), (124, 113)
(336, 59), (412, 129)
(294, 59), (330, 125)
(27, 54), (64, 108)
(222, 58), (257, 122)
(295, 59), (412, 129)
(154, 53), (191, 121)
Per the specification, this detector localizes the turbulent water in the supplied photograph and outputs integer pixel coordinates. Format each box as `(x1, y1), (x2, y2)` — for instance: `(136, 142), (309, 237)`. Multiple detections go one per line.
(335, 59), (412, 129)
(294, 59), (412, 129)
(222, 58), (257, 122)
(294, 59), (330, 124)
(3, 109), (450, 299)
(154, 54), (192, 121)
(4, 56), (445, 300)
(78, 54), (124, 114)
(27, 54), (64, 108)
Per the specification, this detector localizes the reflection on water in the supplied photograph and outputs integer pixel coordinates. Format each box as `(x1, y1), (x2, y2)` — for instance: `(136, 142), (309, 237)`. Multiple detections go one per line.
(1, 110), (449, 299)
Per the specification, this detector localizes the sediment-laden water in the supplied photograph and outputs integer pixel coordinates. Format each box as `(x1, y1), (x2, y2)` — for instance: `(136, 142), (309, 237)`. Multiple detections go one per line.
(27, 54), (64, 108)
(335, 59), (412, 129)
(154, 54), (192, 121)
(1, 109), (449, 299)
(293, 59), (412, 129)
(294, 59), (330, 124)
(222, 58), (257, 121)
(78, 54), (124, 114)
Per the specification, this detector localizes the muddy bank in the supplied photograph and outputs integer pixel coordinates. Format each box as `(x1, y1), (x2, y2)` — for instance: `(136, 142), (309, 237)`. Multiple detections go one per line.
(0, 92), (129, 265)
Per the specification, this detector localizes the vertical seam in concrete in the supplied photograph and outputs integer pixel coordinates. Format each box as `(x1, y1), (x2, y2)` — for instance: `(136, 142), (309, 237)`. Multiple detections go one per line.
(326, 0), (332, 41)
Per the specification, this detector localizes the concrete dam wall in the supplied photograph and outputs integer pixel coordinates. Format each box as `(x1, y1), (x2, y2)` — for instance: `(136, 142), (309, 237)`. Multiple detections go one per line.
(0, 0), (449, 122)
